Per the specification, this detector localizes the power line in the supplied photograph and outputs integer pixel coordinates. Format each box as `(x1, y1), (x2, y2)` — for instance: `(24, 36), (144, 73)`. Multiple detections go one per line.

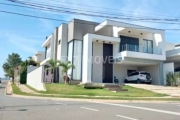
(10, 0), (180, 19)
(1, 2), (154, 20)
(0, 10), (69, 22)
(6, 0), (180, 22)
(2, 10), (180, 30)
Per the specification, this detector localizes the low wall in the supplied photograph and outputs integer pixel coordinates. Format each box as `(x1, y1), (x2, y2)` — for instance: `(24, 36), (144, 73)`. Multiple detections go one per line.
(27, 66), (46, 91)
(27, 66), (39, 73)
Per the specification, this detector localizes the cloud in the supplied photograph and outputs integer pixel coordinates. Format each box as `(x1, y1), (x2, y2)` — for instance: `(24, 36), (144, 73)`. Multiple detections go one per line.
(38, 18), (55, 31)
(4, 33), (41, 53)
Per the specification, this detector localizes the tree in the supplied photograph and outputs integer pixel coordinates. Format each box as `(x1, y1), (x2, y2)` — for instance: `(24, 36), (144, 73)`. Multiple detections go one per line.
(2, 53), (22, 84)
(28, 56), (36, 66)
(46, 59), (61, 83)
(60, 61), (75, 85)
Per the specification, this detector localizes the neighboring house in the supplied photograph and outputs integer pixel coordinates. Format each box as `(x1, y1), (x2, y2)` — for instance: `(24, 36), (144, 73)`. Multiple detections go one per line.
(32, 51), (45, 62)
(39, 19), (166, 85)
(164, 42), (180, 84)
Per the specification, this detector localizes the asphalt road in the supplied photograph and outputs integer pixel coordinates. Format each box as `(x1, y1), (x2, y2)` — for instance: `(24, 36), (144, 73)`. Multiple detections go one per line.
(0, 81), (180, 120)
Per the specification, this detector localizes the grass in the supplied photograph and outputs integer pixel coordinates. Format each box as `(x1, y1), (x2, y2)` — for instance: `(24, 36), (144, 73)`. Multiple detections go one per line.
(32, 84), (167, 97)
(25, 84), (42, 92)
(12, 84), (180, 101)
(12, 84), (27, 95)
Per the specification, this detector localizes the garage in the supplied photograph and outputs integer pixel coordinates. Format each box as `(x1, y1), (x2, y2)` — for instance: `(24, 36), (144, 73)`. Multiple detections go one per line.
(113, 61), (162, 85)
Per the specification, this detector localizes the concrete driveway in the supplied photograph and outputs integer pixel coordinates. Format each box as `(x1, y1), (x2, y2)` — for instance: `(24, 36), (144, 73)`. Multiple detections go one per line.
(127, 84), (180, 97)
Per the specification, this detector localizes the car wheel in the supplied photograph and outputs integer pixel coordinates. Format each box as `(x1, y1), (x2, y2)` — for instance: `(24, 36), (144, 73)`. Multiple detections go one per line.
(136, 79), (141, 84)
(124, 79), (128, 83)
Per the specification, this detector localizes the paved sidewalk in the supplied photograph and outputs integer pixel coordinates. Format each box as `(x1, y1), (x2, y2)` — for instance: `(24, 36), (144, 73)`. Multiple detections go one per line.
(127, 84), (180, 97)
(16, 83), (40, 94)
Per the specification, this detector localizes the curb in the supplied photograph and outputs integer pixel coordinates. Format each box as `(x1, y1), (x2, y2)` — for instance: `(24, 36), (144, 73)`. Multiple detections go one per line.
(10, 94), (180, 103)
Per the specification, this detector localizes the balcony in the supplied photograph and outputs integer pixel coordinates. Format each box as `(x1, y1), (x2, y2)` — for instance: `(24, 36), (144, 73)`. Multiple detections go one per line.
(115, 44), (165, 61)
(121, 44), (162, 55)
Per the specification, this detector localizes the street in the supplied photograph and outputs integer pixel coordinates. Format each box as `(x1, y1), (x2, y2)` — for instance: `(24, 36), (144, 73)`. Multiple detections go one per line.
(0, 81), (180, 120)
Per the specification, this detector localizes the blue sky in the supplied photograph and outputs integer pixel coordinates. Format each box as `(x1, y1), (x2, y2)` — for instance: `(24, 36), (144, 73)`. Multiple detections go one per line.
(0, 0), (180, 77)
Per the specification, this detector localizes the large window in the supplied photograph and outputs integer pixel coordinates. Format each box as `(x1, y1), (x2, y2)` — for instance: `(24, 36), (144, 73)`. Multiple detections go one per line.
(119, 36), (139, 52)
(67, 41), (73, 76)
(67, 40), (83, 80)
(73, 41), (82, 80)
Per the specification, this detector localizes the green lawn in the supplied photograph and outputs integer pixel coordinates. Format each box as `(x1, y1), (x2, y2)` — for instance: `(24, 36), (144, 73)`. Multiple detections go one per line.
(12, 84), (180, 101)
(36, 84), (167, 97)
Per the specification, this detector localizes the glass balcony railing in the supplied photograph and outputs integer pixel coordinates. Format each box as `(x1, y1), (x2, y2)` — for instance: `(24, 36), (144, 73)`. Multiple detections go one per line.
(121, 44), (162, 55)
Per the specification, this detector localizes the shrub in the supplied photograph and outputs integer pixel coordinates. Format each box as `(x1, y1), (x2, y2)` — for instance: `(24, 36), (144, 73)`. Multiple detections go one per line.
(166, 72), (180, 86)
(83, 84), (103, 89)
(20, 61), (28, 84)
(20, 67), (27, 84)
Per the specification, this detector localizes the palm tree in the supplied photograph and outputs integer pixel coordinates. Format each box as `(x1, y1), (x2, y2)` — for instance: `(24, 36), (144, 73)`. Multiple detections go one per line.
(60, 61), (75, 85)
(46, 59), (61, 83)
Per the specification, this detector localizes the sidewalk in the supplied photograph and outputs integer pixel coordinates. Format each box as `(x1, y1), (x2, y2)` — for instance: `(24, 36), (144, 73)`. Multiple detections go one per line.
(16, 83), (40, 94)
(127, 84), (180, 97)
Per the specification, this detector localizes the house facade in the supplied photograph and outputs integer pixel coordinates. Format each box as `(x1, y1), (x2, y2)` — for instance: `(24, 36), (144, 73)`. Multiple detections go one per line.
(32, 51), (45, 62)
(38, 19), (167, 85)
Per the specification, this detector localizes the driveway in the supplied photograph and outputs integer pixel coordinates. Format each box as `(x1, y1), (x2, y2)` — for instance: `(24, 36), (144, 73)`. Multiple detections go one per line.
(127, 84), (180, 97)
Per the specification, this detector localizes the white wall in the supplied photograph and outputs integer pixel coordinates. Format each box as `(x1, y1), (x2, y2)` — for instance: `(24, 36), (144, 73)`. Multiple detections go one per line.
(114, 64), (138, 83)
(27, 66), (39, 73)
(82, 34), (92, 83)
(138, 65), (159, 85)
(27, 66), (46, 91)
(92, 42), (103, 83)
(165, 42), (175, 51)
(57, 24), (68, 82)
(163, 62), (174, 85)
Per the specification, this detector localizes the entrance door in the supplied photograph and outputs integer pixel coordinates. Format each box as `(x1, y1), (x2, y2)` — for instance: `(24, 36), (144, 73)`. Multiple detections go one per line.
(103, 43), (113, 83)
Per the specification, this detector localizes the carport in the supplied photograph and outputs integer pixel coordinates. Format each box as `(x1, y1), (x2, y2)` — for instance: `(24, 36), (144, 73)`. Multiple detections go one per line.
(113, 58), (164, 85)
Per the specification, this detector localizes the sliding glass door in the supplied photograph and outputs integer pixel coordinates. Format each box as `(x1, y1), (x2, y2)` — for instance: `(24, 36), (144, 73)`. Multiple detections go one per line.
(143, 40), (153, 54)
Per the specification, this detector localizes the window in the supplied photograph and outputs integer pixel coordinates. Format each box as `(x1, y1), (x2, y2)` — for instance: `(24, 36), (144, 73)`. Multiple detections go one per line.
(67, 41), (73, 77)
(119, 36), (139, 52)
(51, 69), (53, 74)
(130, 72), (139, 76)
(67, 40), (83, 81)
(127, 70), (136, 75)
(143, 40), (153, 54)
(46, 70), (49, 75)
(72, 40), (82, 80)
(140, 72), (150, 76)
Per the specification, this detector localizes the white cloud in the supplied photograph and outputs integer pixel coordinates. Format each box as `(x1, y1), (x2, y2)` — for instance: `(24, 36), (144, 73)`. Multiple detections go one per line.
(4, 33), (41, 53)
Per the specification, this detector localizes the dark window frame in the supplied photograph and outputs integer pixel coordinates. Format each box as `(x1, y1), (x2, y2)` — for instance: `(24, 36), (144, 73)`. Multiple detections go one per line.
(67, 39), (83, 81)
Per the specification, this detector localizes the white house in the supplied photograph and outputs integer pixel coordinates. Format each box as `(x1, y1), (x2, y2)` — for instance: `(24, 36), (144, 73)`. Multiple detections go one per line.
(32, 51), (45, 62)
(35, 19), (167, 85)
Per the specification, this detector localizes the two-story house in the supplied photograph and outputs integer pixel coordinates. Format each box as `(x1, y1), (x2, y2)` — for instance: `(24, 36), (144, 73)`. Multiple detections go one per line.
(40, 19), (166, 85)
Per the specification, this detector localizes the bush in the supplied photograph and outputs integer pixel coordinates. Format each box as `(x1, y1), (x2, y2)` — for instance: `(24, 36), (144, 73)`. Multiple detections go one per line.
(20, 67), (27, 84)
(20, 61), (28, 84)
(166, 72), (180, 86)
(83, 84), (103, 89)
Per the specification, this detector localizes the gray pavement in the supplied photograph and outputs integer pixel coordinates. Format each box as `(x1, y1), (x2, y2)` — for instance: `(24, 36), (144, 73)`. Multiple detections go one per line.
(127, 84), (180, 97)
(0, 81), (180, 120)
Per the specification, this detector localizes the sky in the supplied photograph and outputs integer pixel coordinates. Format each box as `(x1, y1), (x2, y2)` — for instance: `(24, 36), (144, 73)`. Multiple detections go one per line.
(0, 0), (180, 77)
